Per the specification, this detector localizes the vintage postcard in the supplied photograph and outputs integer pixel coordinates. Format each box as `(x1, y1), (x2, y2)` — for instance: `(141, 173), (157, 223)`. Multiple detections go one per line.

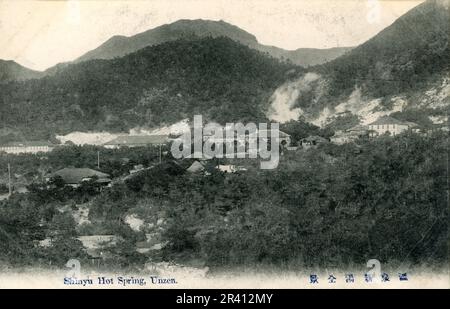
(0, 0), (448, 292)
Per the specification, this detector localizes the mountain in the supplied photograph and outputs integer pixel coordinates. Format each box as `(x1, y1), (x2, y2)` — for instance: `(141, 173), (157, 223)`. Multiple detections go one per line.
(74, 19), (352, 67)
(2, 1), (448, 140)
(258, 45), (353, 68)
(268, 0), (450, 124)
(76, 19), (257, 62)
(319, 0), (449, 100)
(0, 60), (43, 83)
(0, 37), (297, 140)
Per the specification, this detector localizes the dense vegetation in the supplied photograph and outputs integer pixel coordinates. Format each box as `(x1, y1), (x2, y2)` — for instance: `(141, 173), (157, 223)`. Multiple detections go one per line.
(0, 132), (447, 270)
(0, 37), (296, 140)
(0, 144), (166, 187)
(296, 0), (449, 112)
(161, 132), (449, 267)
(0, 0), (448, 272)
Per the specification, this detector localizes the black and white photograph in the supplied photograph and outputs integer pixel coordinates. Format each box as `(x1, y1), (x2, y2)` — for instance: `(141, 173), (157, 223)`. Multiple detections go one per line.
(0, 0), (448, 291)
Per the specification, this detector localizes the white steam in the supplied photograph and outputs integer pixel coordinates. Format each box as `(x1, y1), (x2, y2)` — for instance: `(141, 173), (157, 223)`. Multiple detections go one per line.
(267, 72), (321, 123)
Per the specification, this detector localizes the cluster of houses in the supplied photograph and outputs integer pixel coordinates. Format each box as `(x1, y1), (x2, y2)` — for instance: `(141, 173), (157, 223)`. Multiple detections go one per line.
(0, 116), (446, 156)
(0, 128), (291, 154)
(0, 135), (170, 155)
(330, 116), (448, 145)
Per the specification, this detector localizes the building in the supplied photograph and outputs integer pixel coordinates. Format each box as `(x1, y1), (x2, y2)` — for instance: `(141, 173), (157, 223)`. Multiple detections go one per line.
(330, 132), (352, 145)
(256, 129), (292, 147)
(299, 135), (328, 149)
(217, 164), (247, 173)
(48, 168), (111, 188)
(347, 125), (369, 136)
(186, 161), (206, 174)
(408, 123), (449, 136)
(330, 125), (369, 145)
(204, 129), (291, 147)
(0, 141), (55, 154)
(367, 116), (418, 137)
(129, 164), (145, 174)
(103, 135), (169, 149)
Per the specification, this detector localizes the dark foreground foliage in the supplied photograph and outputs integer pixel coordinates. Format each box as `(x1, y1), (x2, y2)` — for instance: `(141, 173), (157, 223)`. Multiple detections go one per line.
(0, 132), (448, 269)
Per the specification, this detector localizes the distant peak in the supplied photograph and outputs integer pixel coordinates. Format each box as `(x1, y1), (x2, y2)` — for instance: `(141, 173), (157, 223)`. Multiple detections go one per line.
(0, 59), (17, 64)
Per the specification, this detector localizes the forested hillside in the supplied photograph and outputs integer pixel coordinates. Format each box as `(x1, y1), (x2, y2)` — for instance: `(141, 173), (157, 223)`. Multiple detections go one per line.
(290, 0), (449, 115)
(0, 37), (296, 140)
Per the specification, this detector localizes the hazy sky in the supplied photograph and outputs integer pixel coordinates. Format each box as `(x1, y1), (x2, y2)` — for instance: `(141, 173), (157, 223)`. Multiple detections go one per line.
(0, 0), (423, 71)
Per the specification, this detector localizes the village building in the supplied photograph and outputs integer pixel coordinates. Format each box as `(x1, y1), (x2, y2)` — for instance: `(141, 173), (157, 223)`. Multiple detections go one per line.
(182, 153), (216, 160)
(330, 131), (350, 145)
(186, 161), (206, 174)
(123, 164), (160, 181)
(408, 123), (449, 136)
(299, 135), (329, 149)
(256, 129), (291, 147)
(103, 135), (169, 149)
(48, 168), (111, 188)
(286, 146), (299, 151)
(428, 123), (449, 133)
(217, 164), (247, 173)
(129, 164), (145, 174)
(204, 129), (291, 148)
(0, 141), (55, 154)
(347, 125), (369, 136)
(367, 116), (418, 137)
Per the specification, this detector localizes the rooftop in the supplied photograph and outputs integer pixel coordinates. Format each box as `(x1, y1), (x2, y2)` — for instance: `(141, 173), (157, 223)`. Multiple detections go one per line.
(347, 125), (368, 132)
(256, 129), (291, 138)
(51, 168), (110, 184)
(368, 116), (417, 126)
(301, 135), (328, 142)
(186, 161), (205, 173)
(0, 140), (55, 147)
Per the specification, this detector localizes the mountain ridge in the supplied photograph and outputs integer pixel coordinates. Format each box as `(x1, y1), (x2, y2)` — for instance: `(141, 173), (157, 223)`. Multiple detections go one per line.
(74, 19), (352, 68)
(1, 1), (448, 141)
(0, 60), (44, 83)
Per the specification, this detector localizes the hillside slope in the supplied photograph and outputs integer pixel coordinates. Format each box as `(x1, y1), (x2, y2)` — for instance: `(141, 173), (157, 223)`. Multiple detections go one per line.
(319, 0), (449, 101)
(268, 0), (449, 124)
(0, 37), (296, 139)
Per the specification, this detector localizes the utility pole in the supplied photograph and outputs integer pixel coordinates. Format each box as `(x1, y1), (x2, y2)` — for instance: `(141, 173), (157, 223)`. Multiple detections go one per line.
(159, 144), (162, 164)
(97, 151), (100, 169)
(7, 163), (11, 197)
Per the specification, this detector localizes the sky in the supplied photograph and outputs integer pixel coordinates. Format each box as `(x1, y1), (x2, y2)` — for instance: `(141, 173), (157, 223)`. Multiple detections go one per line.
(0, 0), (423, 71)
